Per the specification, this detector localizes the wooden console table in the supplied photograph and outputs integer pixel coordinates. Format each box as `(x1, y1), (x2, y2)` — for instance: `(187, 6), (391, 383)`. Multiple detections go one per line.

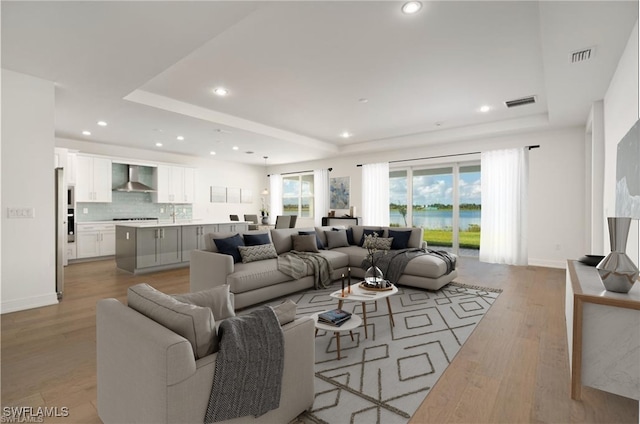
(565, 260), (640, 400)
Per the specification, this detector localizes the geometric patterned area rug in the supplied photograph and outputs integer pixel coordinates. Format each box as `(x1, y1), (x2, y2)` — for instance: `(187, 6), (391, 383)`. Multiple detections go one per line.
(259, 281), (502, 424)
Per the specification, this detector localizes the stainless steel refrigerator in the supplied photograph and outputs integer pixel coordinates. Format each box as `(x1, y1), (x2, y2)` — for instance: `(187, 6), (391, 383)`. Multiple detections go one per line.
(55, 167), (65, 299)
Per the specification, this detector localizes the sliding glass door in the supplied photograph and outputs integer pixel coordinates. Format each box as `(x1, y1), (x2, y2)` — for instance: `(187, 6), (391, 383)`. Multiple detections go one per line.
(389, 163), (481, 256)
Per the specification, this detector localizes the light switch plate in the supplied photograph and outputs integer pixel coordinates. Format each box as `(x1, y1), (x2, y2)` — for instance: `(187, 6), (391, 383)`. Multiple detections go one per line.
(7, 207), (35, 218)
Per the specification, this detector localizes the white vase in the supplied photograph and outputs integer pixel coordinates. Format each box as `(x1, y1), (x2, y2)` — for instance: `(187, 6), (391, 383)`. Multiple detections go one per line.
(596, 217), (639, 293)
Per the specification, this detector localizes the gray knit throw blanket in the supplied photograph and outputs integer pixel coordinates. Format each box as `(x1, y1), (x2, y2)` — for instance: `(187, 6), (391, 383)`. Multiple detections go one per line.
(204, 306), (284, 423)
(278, 251), (334, 289)
(362, 248), (457, 284)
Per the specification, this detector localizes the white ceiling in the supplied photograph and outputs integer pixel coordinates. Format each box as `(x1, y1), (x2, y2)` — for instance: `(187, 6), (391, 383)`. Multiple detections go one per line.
(2, 1), (637, 165)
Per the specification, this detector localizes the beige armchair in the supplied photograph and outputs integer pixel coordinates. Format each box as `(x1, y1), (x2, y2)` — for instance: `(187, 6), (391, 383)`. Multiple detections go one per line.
(97, 298), (315, 423)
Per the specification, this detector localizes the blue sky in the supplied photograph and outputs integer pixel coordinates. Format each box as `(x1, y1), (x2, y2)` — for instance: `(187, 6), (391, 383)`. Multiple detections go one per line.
(389, 171), (481, 206)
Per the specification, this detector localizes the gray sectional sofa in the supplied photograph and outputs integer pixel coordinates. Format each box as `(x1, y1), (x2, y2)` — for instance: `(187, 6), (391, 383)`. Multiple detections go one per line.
(190, 225), (458, 310)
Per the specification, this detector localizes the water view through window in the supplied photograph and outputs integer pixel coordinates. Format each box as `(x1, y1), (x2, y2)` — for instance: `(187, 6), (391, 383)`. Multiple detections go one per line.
(389, 165), (481, 256)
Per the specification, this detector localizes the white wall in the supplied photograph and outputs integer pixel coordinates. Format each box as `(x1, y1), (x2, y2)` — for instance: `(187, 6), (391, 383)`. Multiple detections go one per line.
(1, 70), (58, 313)
(55, 137), (265, 222)
(270, 126), (586, 268)
(603, 20), (639, 267)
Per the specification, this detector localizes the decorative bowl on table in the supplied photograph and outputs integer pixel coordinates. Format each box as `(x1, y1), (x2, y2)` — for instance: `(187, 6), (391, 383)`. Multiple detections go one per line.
(360, 280), (394, 291)
(578, 255), (605, 267)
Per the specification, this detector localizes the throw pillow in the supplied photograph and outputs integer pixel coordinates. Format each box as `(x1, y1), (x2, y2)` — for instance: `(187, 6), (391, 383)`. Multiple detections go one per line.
(172, 285), (236, 321)
(237, 243), (278, 263)
(372, 237), (394, 250)
(213, 234), (245, 263)
(360, 229), (381, 246)
(243, 232), (271, 246)
(346, 228), (355, 245)
(291, 234), (319, 252)
(325, 229), (350, 249)
(388, 229), (412, 250)
(270, 299), (297, 325)
(127, 283), (216, 359)
(298, 231), (324, 250)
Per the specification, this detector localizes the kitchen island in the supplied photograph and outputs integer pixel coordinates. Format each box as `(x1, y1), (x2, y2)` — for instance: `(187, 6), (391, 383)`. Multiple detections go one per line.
(116, 221), (248, 274)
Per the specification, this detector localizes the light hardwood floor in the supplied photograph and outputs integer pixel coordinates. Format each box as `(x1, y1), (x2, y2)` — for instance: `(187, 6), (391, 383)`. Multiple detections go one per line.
(1, 258), (637, 423)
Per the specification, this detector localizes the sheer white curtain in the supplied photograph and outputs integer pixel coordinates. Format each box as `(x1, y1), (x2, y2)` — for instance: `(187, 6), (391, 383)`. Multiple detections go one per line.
(362, 162), (390, 226)
(480, 147), (528, 265)
(269, 174), (282, 225)
(314, 169), (330, 226)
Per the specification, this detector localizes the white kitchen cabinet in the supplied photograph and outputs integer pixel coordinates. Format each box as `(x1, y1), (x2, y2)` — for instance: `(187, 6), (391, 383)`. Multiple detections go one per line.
(76, 223), (115, 258)
(76, 155), (112, 202)
(153, 165), (194, 204)
(54, 148), (78, 186)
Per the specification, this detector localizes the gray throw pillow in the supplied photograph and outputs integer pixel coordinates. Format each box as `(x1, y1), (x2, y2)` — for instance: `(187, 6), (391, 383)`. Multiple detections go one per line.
(173, 285), (236, 321)
(325, 229), (349, 249)
(270, 299), (297, 325)
(127, 283), (216, 359)
(291, 234), (319, 252)
(237, 243), (278, 263)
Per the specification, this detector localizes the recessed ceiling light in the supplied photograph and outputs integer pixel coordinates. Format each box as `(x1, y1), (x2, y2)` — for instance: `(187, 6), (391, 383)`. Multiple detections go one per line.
(402, 1), (422, 14)
(358, 98), (369, 103)
(176, 135), (184, 141)
(232, 146), (239, 151)
(210, 151), (216, 155)
(97, 121), (107, 127)
(213, 87), (229, 96)
(155, 142), (163, 147)
(82, 130), (91, 136)
(479, 105), (491, 113)
(340, 131), (353, 138)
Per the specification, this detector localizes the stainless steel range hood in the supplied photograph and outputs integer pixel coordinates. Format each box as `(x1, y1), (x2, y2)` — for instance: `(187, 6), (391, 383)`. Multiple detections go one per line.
(114, 165), (156, 193)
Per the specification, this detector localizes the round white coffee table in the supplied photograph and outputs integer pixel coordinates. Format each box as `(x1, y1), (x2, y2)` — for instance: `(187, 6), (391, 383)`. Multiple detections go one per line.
(310, 312), (362, 360)
(329, 282), (398, 339)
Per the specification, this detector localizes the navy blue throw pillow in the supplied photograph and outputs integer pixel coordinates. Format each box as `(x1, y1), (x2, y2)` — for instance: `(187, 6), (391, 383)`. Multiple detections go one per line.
(299, 231), (324, 250)
(388, 229), (412, 250)
(346, 228), (355, 245)
(243, 233), (271, 246)
(214, 234), (245, 263)
(360, 229), (380, 246)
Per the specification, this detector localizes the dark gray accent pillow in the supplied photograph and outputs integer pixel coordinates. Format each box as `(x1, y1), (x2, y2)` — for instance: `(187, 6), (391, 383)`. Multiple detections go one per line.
(325, 229), (350, 249)
(299, 231), (324, 250)
(243, 232), (271, 246)
(213, 234), (245, 263)
(388, 229), (412, 250)
(291, 234), (319, 252)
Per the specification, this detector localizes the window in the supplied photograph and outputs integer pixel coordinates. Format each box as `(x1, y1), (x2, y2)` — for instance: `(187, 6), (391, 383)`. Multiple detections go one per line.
(282, 173), (314, 218)
(389, 163), (481, 256)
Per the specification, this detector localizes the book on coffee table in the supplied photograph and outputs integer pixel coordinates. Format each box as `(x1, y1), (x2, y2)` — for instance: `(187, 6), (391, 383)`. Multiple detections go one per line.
(318, 309), (352, 327)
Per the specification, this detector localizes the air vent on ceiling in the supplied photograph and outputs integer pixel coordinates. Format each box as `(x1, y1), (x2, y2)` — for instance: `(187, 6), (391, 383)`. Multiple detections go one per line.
(570, 47), (595, 63)
(505, 96), (537, 108)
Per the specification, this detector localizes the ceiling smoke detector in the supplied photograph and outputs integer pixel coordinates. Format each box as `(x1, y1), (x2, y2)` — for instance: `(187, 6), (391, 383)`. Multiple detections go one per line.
(569, 47), (595, 64)
(504, 95), (537, 108)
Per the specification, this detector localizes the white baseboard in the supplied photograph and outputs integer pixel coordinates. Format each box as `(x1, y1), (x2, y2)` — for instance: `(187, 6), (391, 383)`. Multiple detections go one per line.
(528, 258), (567, 269)
(1, 293), (59, 314)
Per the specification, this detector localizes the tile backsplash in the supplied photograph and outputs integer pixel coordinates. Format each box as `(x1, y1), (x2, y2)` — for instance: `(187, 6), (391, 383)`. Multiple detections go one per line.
(76, 164), (193, 222)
